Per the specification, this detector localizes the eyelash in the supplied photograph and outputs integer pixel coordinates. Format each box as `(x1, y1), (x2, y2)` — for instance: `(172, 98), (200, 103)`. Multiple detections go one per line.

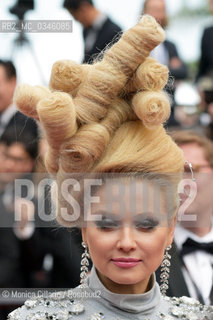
(134, 220), (158, 230)
(95, 220), (119, 230)
(95, 219), (159, 230)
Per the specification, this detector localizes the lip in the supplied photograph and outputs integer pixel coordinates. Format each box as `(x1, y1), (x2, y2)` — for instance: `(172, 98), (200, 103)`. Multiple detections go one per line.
(111, 258), (141, 268)
(112, 258), (141, 262)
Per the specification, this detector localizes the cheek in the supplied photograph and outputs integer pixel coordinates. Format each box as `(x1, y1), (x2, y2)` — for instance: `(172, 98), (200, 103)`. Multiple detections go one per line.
(196, 177), (211, 199)
(15, 163), (25, 173)
(1, 83), (11, 96)
(25, 160), (34, 172)
(137, 230), (168, 258)
(86, 229), (116, 258)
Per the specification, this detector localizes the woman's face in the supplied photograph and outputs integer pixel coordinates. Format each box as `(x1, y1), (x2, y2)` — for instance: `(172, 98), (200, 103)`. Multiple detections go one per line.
(82, 178), (176, 294)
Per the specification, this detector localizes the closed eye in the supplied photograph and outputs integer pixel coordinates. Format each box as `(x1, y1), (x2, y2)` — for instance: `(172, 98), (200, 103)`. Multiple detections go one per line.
(134, 218), (159, 230)
(95, 217), (120, 230)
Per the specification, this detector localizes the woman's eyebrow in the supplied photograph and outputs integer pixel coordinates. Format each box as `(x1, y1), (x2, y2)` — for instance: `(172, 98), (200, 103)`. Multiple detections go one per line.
(132, 213), (159, 221)
(91, 210), (122, 220)
(133, 212), (172, 225)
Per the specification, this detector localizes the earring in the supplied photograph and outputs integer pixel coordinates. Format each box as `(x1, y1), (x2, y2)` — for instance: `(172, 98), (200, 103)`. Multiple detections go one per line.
(80, 241), (90, 285)
(160, 244), (172, 296)
(67, 242), (90, 315)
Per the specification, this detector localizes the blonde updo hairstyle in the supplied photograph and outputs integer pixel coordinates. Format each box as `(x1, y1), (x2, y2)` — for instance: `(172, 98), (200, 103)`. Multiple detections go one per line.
(14, 15), (184, 227)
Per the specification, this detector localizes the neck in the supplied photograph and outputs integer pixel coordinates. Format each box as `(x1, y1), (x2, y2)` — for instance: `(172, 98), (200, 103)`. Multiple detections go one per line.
(97, 270), (153, 294)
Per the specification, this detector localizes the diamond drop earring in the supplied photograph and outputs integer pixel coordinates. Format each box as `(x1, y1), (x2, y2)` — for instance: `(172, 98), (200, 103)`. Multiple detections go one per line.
(80, 241), (90, 285)
(160, 244), (172, 296)
(67, 242), (90, 315)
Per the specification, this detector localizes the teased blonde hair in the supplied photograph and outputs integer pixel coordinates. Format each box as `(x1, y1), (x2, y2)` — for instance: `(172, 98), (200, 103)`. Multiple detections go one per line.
(14, 15), (184, 226)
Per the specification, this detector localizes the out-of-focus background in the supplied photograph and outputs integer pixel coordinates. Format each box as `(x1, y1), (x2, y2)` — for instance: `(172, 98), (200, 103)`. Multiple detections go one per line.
(0, 0), (212, 84)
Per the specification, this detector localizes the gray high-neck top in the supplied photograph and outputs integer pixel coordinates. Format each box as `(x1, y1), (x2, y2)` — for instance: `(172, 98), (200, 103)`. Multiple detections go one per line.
(87, 266), (161, 316)
(8, 267), (213, 320)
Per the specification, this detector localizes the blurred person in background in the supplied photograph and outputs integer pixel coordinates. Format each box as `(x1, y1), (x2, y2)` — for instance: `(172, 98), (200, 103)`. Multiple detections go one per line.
(0, 136), (22, 294)
(0, 140), (8, 191)
(142, 0), (188, 80)
(11, 133), (83, 290)
(197, 0), (213, 80)
(196, 0), (213, 133)
(173, 82), (203, 131)
(0, 128), (82, 295)
(142, 0), (188, 126)
(157, 131), (213, 305)
(63, 0), (122, 63)
(0, 60), (38, 140)
(197, 76), (213, 140)
(0, 127), (38, 219)
(0, 129), (38, 320)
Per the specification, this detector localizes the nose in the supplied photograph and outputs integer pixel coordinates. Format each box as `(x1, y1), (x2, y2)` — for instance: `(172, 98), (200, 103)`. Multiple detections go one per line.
(117, 226), (137, 252)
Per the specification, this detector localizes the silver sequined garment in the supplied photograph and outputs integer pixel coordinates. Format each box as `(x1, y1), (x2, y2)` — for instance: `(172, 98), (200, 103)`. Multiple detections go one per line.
(8, 267), (213, 320)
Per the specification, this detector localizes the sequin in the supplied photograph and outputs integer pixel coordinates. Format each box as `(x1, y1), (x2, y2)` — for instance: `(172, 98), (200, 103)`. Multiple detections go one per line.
(179, 296), (200, 306)
(169, 306), (183, 317)
(89, 312), (105, 320)
(185, 312), (200, 320)
(69, 302), (84, 314)
(24, 300), (37, 309)
(159, 315), (174, 320)
(7, 288), (212, 320)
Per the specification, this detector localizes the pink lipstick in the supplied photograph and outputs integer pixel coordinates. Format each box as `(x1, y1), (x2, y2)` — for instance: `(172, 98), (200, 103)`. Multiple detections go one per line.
(111, 258), (141, 268)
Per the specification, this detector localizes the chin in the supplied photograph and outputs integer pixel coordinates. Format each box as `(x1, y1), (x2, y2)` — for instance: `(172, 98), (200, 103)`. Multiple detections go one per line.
(111, 275), (143, 285)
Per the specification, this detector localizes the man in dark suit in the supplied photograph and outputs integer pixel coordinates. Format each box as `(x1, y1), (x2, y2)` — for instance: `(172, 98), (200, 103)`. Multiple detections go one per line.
(197, 0), (213, 79)
(0, 198), (23, 288)
(0, 60), (38, 141)
(0, 130), (39, 319)
(143, 0), (187, 81)
(63, 0), (122, 63)
(0, 130), (82, 290)
(143, 0), (187, 126)
(18, 224), (83, 289)
(156, 131), (213, 305)
(0, 194), (25, 320)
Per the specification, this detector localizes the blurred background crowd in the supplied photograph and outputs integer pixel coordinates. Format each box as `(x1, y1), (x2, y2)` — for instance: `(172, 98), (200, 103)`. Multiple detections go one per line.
(0, 0), (213, 319)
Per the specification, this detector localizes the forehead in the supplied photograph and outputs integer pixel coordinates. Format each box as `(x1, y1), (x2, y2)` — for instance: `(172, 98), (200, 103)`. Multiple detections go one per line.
(145, 0), (166, 11)
(89, 178), (171, 218)
(96, 179), (154, 199)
